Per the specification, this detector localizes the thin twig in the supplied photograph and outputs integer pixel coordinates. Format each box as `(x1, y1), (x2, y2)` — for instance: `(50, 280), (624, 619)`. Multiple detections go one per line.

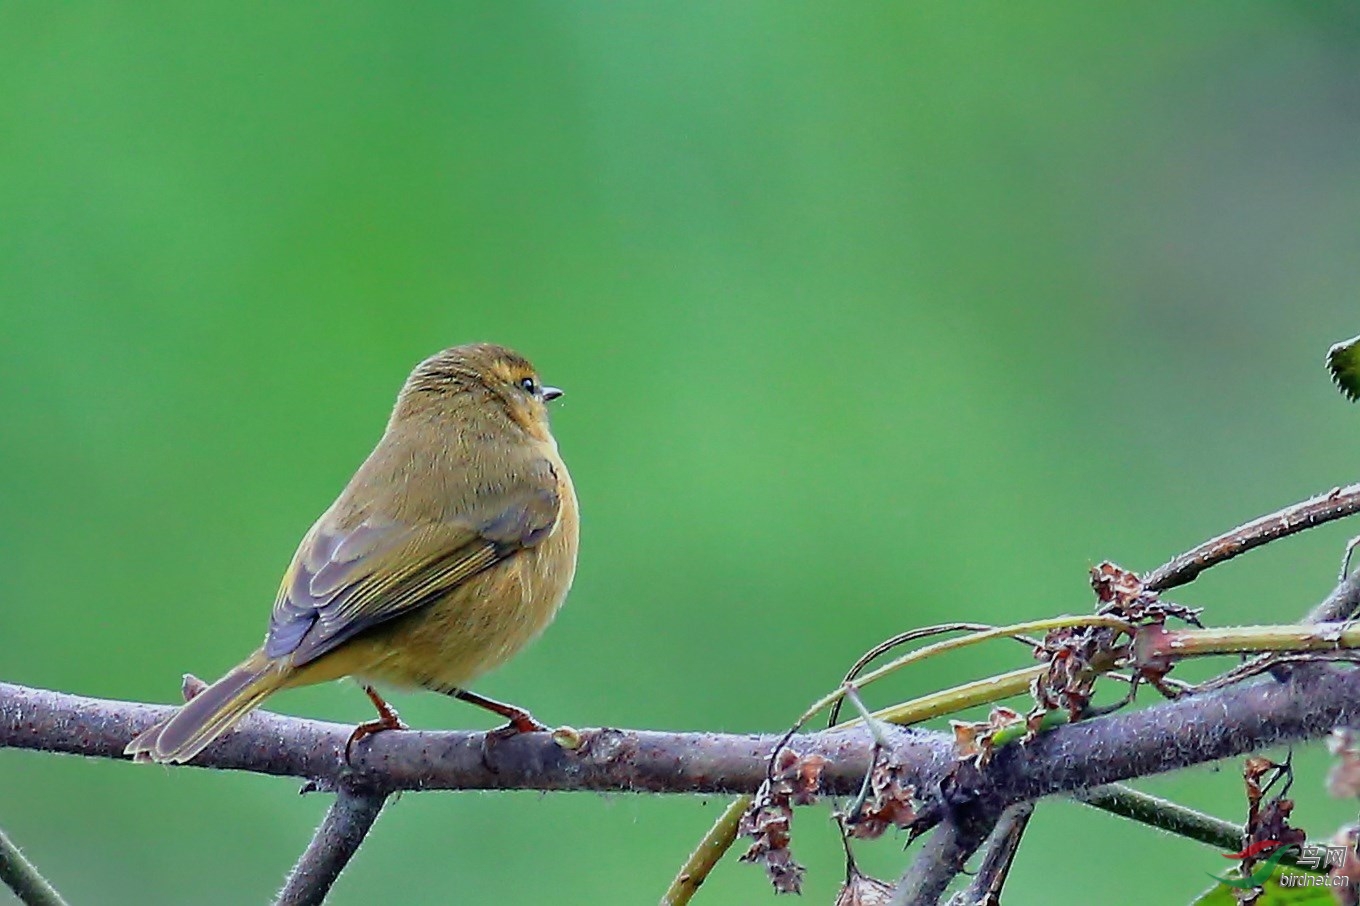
(953, 802), (1034, 906)
(1189, 555), (1360, 697)
(1196, 651), (1360, 694)
(275, 787), (388, 906)
(891, 813), (999, 906)
(1306, 561), (1360, 624)
(1143, 483), (1360, 592)
(0, 826), (69, 906)
(1076, 787), (1324, 874)
(873, 667), (1044, 726)
(844, 685), (893, 749)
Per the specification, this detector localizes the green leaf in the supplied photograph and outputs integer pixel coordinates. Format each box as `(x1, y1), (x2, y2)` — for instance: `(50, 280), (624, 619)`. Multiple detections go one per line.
(1191, 867), (1339, 905)
(1326, 335), (1360, 401)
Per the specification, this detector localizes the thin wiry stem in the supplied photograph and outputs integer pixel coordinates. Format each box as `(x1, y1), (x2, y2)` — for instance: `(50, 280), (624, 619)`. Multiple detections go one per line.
(826, 623), (1042, 727)
(1077, 786), (1241, 851)
(1075, 785), (1325, 872)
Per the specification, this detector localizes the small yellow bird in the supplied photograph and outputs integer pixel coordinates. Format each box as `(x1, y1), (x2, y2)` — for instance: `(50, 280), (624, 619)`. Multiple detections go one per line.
(126, 343), (579, 763)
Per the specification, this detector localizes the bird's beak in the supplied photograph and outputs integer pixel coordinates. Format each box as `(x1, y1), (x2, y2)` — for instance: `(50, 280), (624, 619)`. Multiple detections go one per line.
(542, 386), (564, 402)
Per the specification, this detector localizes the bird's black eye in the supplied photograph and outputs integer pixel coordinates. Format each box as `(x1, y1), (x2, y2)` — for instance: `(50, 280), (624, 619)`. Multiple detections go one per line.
(519, 376), (538, 395)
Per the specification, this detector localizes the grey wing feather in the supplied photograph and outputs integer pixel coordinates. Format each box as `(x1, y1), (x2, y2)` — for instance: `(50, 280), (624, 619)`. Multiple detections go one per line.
(263, 458), (561, 666)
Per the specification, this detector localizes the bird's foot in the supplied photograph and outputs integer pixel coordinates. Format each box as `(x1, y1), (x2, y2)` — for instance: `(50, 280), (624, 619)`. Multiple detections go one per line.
(478, 722), (540, 773)
(344, 686), (410, 763)
(448, 688), (549, 771)
(489, 711), (550, 738)
(452, 688), (548, 735)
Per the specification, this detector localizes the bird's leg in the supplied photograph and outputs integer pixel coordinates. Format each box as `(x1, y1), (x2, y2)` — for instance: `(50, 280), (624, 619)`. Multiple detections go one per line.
(344, 685), (410, 762)
(450, 688), (549, 736)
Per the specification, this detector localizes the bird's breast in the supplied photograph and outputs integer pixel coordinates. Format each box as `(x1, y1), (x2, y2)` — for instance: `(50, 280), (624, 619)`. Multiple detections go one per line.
(357, 451), (579, 692)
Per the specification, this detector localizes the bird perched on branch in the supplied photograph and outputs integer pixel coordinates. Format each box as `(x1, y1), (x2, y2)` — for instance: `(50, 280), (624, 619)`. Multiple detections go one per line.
(127, 343), (579, 764)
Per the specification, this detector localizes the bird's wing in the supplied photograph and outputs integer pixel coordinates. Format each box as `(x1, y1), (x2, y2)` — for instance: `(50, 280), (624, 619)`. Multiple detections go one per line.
(264, 460), (562, 667)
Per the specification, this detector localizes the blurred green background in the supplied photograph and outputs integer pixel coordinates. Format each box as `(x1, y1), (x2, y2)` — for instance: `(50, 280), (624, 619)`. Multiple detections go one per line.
(4, 3), (1360, 903)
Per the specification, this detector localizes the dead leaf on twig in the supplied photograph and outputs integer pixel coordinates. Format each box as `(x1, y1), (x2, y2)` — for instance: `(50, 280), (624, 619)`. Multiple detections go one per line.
(739, 783), (803, 893)
(1252, 797), (1305, 852)
(1090, 561), (1146, 610)
(739, 748), (829, 894)
(1243, 756), (1292, 814)
(833, 865), (896, 906)
(789, 752), (827, 807)
(1030, 615), (1133, 724)
(951, 706), (1024, 767)
(1029, 562), (1205, 728)
(1229, 755), (1305, 904)
(843, 750), (917, 840)
(1090, 561), (1203, 626)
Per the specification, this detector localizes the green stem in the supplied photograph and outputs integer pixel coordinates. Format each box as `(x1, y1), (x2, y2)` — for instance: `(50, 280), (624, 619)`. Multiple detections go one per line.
(661, 796), (749, 906)
(872, 666), (1042, 726)
(1076, 786), (1319, 874)
(792, 615), (1130, 737)
(0, 827), (69, 906)
(1144, 622), (1360, 659)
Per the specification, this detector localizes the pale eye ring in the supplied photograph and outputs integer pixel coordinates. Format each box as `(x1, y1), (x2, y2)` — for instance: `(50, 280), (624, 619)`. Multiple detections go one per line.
(519, 377), (538, 395)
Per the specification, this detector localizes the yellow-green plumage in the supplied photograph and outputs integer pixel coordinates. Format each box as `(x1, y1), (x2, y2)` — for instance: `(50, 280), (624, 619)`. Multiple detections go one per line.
(126, 343), (578, 764)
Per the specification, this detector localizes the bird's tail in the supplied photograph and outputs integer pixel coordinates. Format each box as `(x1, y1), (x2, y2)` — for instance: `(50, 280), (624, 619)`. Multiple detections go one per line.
(125, 651), (289, 764)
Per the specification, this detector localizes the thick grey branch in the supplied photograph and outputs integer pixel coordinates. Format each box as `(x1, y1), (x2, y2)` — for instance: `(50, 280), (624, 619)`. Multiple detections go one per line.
(4, 664), (1360, 804)
(0, 682), (955, 796)
(275, 788), (388, 906)
(984, 665), (1360, 806)
(5, 656), (1360, 906)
